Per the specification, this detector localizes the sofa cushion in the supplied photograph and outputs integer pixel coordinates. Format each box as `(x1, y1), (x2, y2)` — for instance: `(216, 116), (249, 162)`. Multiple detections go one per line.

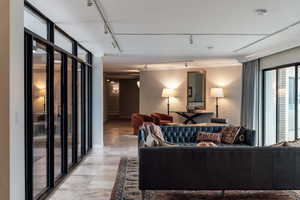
(221, 126), (241, 144)
(196, 132), (222, 143)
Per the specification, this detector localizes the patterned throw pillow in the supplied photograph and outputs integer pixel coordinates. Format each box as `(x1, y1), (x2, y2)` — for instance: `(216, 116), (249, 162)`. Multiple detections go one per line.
(197, 132), (222, 144)
(196, 141), (217, 147)
(271, 139), (300, 147)
(234, 126), (246, 144)
(221, 126), (241, 144)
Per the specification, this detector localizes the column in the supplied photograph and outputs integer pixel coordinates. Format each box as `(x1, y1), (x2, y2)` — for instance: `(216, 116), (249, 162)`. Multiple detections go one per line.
(0, 0), (25, 199)
(92, 56), (104, 148)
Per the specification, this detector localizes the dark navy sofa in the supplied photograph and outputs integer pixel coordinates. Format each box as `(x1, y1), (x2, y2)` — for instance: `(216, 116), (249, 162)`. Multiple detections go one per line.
(138, 125), (256, 147)
(137, 126), (300, 199)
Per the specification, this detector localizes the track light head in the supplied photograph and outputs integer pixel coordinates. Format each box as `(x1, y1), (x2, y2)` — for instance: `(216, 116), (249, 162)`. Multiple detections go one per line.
(189, 35), (193, 45)
(112, 42), (116, 48)
(104, 25), (108, 34)
(185, 62), (188, 68)
(87, 0), (93, 7)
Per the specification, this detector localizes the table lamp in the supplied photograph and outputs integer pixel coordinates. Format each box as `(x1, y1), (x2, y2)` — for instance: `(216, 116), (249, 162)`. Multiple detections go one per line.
(210, 88), (224, 118)
(162, 88), (176, 115)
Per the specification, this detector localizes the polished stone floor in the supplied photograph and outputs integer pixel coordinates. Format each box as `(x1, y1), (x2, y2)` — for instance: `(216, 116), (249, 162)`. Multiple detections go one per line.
(48, 119), (137, 200)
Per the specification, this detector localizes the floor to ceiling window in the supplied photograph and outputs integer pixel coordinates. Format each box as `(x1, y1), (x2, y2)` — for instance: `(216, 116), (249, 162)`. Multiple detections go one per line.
(24, 1), (93, 199)
(263, 65), (299, 145)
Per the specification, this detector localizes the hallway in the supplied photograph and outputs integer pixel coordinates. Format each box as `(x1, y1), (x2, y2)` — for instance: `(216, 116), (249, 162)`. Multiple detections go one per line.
(48, 120), (137, 200)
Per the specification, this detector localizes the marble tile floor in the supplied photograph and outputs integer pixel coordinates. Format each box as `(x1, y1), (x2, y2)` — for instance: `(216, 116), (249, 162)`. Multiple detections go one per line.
(48, 119), (137, 200)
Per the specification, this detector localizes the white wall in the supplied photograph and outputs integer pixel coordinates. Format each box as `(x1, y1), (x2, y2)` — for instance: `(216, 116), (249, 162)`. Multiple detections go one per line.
(0, 0), (25, 199)
(140, 66), (242, 125)
(92, 57), (104, 148)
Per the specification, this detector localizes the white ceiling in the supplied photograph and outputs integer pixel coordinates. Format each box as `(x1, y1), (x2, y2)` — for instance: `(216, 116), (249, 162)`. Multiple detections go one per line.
(27, 0), (300, 70)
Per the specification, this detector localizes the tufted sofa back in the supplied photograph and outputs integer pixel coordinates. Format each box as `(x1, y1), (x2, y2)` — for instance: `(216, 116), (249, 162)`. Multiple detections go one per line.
(160, 126), (222, 143)
(138, 125), (256, 146)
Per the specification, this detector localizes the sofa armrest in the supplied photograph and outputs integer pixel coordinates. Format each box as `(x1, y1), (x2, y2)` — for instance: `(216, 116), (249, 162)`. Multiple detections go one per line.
(157, 113), (173, 121)
(143, 115), (154, 122)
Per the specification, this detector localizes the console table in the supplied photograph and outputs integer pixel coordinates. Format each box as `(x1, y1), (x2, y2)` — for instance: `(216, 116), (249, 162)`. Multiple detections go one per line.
(172, 111), (214, 124)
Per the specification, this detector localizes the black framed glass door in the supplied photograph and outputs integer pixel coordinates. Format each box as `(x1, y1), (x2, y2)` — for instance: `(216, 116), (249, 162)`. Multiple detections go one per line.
(24, 2), (94, 199)
(32, 40), (49, 198)
(263, 65), (299, 146)
(53, 51), (63, 180)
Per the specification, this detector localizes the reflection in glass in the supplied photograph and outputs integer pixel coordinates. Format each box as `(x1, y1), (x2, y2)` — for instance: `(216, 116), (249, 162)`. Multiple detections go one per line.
(77, 65), (82, 158)
(24, 7), (48, 39)
(32, 41), (47, 197)
(55, 29), (73, 53)
(278, 67), (295, 142)
(298, 67), (300, 138)
(264, 70), (277, 145)
(86, 67), (89, 151)
(54, 51), (62, 179)
(67, 58), (73, 167)
(78, 45), (88, 62)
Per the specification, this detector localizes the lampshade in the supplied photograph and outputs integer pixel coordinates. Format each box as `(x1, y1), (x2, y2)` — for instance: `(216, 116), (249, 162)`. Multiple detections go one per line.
(210, 88), (224, 98)
(162, 88), (176, 97)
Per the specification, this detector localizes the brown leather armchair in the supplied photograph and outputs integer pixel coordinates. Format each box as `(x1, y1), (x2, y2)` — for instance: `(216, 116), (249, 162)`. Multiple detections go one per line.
(151, 113), (173, 125)
(131, 113), (153, 135)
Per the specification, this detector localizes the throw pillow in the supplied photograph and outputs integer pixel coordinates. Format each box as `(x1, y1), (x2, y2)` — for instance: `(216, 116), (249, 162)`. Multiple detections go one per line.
(286, 139), (300, 147)
(196, 142), (217, 147)
(197, 132), (222, 144)
(221, 126), (241, 144)
(271, 141), (288, 147)
(270, 139), (300, 147)
(141, 122), (176, 147)
(234, 126), (247, 144)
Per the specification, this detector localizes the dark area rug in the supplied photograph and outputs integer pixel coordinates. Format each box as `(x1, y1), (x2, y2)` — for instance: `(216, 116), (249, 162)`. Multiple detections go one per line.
(110, 157), (300, 200)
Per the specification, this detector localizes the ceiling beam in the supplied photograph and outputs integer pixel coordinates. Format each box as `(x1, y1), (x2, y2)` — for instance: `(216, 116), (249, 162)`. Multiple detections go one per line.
(114, 33), (269, 36)
(234, 19), (300, 52)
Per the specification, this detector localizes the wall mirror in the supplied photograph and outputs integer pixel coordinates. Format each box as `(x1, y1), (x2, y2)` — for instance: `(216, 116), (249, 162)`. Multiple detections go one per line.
(187, 71), (206, 110)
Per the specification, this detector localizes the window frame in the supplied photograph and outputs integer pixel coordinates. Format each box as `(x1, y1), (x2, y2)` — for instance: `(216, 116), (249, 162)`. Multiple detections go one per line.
(24, 1), (93, 200)
(262, 63), (300, 146)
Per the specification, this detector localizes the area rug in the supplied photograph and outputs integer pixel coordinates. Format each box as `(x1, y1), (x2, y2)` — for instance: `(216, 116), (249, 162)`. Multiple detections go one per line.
(110, 157), (300, 200)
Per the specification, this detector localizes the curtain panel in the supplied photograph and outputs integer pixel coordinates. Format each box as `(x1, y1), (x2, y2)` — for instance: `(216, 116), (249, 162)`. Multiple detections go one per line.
(241, 59), (260, 137)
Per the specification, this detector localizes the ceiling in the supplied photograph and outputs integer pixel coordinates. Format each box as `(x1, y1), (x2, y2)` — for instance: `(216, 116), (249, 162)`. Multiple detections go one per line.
(27, 0), (300, 71)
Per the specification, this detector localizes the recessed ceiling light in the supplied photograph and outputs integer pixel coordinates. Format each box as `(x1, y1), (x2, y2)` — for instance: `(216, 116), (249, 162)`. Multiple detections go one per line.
(255, 9), (268, 16)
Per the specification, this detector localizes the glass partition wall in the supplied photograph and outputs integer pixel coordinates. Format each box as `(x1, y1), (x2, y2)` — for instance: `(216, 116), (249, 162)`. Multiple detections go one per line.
(263, 65), (299, 146)
(24, 2), (93, 200)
